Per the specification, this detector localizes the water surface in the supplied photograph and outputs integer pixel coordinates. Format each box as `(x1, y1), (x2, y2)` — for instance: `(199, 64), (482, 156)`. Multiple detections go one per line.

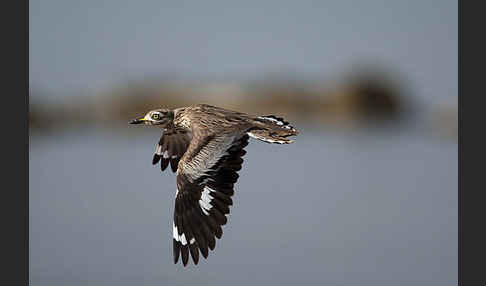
(30, 127), (457, 285)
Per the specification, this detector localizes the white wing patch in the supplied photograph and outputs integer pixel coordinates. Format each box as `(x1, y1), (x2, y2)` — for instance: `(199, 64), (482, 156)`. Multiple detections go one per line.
(173, 222), (188, 245)
(173, 187), (215, 246)
(199, 186), (215, 215)
(163, 150), (170, 159)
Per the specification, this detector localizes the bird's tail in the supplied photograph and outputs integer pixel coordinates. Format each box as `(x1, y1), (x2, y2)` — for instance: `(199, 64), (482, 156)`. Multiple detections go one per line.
(247, 115), (299, 144)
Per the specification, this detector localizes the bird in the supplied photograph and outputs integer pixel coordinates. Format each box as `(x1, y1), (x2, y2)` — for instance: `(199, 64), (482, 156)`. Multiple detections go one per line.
(129, 104), (298, 266)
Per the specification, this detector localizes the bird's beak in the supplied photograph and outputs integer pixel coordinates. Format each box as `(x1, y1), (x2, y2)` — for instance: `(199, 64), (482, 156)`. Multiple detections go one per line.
(129, 118), (146, 125)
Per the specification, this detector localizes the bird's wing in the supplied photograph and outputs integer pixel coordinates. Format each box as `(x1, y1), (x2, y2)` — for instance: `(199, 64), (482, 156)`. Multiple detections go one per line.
(172, 132), (249, 266)
(152, 127), (192, 172)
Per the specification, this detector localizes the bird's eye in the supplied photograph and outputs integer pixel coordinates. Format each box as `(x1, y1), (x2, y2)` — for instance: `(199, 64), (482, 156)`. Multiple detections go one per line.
(151, 113), (160, 120)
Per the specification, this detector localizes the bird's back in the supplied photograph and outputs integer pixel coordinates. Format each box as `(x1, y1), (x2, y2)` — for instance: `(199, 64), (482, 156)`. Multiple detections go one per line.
(174, 104), (254, 135)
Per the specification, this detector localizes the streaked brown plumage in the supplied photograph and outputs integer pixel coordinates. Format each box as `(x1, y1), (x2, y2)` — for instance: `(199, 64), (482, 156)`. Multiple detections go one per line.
(130, 104), (298, 266)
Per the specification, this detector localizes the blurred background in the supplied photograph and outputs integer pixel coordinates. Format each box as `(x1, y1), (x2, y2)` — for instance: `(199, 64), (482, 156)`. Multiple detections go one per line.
(29, 1), (457, 285)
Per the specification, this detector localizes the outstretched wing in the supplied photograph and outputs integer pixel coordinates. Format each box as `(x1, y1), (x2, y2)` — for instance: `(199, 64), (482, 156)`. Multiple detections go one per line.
(172, 133), (249, 266)
(152, 127), (192, 172)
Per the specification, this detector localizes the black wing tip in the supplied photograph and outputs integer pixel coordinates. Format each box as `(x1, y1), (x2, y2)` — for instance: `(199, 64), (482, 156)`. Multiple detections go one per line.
(170, 158), (179, 172)
(215, 229), (223, 239)
(161, 158), (170, 171)
(173, 239), (181, 264)
(181, 245), (190, 266)
(189, 244), (199, 265)
(178, 244), (198, 267)
(152, 154), (161, 165)
(200, 245), (209, 259)
(174, 242), (213, 266)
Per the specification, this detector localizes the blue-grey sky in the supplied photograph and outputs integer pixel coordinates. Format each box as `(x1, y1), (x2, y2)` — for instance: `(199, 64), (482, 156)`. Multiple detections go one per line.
(29, 0), (457, 105)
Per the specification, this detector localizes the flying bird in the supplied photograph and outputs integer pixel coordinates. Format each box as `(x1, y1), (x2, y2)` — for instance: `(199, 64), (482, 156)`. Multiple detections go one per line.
(130, 104), (298, 266)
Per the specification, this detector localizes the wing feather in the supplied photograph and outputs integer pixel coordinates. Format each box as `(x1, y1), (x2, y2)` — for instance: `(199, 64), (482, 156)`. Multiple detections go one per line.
(152, 126), (191, 173)
(172, 133), (249, 266)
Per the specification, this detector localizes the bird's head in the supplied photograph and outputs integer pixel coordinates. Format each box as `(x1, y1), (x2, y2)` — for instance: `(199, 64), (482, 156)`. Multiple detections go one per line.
(129, 108), (174, 127)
